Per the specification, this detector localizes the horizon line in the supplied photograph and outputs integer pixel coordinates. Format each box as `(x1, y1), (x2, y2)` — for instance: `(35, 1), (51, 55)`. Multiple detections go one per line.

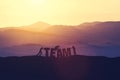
(1, 20), (120, 28)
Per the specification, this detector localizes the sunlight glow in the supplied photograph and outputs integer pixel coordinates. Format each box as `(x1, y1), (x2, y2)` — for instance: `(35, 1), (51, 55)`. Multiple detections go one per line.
(30, 0), (46, 5)
(0, 0), (120, 27)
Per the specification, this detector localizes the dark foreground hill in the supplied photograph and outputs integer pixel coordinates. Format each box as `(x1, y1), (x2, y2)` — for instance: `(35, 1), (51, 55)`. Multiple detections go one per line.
(0, 55), (120, 80)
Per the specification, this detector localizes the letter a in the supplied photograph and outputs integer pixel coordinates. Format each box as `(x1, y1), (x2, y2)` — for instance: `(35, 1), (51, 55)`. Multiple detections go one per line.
(37, 48), (43, 56)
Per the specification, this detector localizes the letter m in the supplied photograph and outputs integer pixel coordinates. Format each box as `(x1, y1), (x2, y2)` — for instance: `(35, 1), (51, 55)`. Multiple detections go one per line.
(62, 48), (71, 56)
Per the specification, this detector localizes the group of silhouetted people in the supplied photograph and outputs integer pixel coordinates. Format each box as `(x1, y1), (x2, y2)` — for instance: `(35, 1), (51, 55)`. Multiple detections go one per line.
(37, 46), (77, 58)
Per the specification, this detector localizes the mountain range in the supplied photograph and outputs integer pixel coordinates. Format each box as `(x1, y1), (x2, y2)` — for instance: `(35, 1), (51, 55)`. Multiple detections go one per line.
(0, 21), (120, 57)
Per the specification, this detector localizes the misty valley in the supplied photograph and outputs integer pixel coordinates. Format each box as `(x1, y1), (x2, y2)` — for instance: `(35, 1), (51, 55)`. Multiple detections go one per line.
(1, 21), (120, 57)
(0, 21), (120, 80)
(1, 0), (120, 79)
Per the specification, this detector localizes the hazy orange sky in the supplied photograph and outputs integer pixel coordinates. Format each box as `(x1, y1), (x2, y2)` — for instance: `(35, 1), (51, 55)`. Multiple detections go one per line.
(0, 0), (120, 27)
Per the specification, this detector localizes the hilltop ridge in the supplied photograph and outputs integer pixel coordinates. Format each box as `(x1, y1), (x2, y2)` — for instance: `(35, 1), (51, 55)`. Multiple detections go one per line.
(0, 55), (120, 80)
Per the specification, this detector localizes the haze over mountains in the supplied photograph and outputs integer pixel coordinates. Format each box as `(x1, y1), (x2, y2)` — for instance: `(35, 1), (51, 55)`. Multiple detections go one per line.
(0, 21), (120, 57)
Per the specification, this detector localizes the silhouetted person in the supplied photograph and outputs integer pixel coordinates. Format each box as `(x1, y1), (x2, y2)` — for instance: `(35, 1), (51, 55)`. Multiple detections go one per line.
(37, 47), (43, 56)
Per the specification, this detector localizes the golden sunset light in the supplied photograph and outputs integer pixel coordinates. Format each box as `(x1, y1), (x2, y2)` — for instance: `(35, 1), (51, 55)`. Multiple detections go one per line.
(1, 1), (120, 79)
(30, 0), (46, 4)
(0, 0), (120, 27)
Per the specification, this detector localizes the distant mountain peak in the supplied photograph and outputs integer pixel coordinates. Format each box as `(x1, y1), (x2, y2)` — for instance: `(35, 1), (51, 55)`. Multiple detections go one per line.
(20, 21), (51, 32)
(29, 21), (51, 27)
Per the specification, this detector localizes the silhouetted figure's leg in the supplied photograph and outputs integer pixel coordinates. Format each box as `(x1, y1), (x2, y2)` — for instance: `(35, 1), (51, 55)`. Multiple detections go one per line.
(72, 46), (77, 55)
(62, 48), (71, 57)
(50, 46), (60, 58)
(50, 48), (56, 58)
(44, 48), (50, 57)
(57, 49), (63, 58)
(37, 48), (43, 56)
